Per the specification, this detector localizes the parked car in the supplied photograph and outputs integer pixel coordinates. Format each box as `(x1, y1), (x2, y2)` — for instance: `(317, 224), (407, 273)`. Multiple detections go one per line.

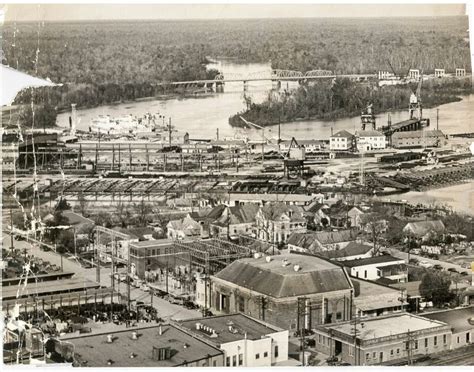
(164, 294), (185, 305)
(433, 264), (443, 270)
(447, 268), (458, 273)
(408, 258), (419, 265)
(419, 261), (433, 269)
(141, 284), (150, 292)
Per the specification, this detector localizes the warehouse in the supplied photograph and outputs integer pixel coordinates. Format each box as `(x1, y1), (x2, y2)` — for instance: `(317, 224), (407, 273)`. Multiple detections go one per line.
(391, 130), (446, 149)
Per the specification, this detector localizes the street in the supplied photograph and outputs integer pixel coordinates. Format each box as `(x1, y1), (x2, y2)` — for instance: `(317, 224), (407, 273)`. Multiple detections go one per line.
(2, 233), (201, 321)
(388, 247), (471, 275)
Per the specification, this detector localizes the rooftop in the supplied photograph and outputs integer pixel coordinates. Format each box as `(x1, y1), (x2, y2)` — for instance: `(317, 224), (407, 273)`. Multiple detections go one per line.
(352, 278), (406, 311)
(2, 277), (100, 301)
(331, 130), (354, 139)
(320, 242), (373, 259)
(214, 253), (352, 298)
(63, 211), (95, 227)
(68, 324), (222, 367)
(357, 130), (385, 137)
(326, 314), (448, 341)
(179, 313), (284, 345)
(392, 130), (445, 139)
(403, 220), (446, 237)
(422, 307), (474, 333)
(129, 239), (176, 249)
(342, 255), (404, 268)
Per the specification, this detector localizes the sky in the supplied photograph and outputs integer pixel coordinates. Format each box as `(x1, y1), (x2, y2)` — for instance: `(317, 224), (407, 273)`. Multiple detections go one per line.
(3, 3), (467, 22)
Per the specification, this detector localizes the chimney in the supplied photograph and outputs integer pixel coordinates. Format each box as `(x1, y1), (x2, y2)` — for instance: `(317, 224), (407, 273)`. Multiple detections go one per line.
(107, 335), (113, 343)
(131, 332), (138, 340)
(196, 323), (202, 331)
(265, 256), (272, 263)
(294, 264), (301, 272)
(254, 252), (261, 259)
(282, 259), (290, 267)
(158, 325), (163, 335)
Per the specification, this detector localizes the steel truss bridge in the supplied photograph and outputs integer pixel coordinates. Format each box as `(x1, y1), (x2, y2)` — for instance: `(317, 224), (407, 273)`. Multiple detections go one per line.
(157, 69), (377, 86)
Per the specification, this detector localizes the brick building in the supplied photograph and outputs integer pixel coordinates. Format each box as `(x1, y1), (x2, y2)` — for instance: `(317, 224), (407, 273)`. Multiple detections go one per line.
(199, 253), (353, 330)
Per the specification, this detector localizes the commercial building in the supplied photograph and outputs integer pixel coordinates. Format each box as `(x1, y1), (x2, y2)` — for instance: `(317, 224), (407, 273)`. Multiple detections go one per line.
(67, 324), (224, 367)
(314, 313), (451, 365)
(421, 307), (474, 349)
(129, 239), (178, 278)
(356, 130), (387, 151)
(179, 313), (290, 367)
(391, 130), (446, 149)
(330, 130), (355, 151)
(201, 253), (353, 330)
(341, 255), (407, 282)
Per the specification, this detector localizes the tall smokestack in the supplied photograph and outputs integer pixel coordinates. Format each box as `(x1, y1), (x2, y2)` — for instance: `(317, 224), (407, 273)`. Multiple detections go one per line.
(71, 103), (77, 136)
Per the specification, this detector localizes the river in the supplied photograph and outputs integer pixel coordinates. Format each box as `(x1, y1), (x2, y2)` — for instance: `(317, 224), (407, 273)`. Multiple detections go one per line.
(56, 60), (474, 141)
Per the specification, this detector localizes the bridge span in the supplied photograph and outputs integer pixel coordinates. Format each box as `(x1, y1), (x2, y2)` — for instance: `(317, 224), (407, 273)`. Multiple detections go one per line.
(155, 69), (377, 90)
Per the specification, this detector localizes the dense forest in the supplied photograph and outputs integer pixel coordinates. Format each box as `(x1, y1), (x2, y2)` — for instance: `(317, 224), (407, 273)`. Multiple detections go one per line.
(1, 17), (471, 112)
(229, 77), (472, 127)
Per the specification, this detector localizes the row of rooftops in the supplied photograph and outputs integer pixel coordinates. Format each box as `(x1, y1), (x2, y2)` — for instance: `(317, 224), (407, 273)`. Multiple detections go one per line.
(63, 313), (285, 367)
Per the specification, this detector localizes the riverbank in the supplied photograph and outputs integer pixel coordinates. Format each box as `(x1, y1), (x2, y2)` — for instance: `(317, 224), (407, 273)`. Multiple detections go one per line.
(387, 181), (474, 215)
(229, 77), (472, 128)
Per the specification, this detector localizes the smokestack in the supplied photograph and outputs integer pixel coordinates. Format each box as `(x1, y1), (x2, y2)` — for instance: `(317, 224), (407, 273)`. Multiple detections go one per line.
(70, 103), (77, 136)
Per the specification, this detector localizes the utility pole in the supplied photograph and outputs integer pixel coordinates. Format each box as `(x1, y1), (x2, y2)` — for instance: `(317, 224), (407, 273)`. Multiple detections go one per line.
(406, 329), (415, 365)
(436, 108), (439, 131)
(10, 208), (14, 252)
(168, 117), (172, 147)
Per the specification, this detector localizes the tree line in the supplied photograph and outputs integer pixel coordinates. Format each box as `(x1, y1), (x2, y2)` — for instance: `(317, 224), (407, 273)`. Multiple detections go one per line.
(229, 77), (472, 127)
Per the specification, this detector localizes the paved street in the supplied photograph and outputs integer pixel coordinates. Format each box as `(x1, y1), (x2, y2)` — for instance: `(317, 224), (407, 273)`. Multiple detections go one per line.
(388, 247), (471, 275)
(3, 233), (201, 321)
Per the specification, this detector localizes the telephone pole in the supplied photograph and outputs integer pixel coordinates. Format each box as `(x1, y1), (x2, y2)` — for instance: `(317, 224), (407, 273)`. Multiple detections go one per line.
(406, 329), (415, 365)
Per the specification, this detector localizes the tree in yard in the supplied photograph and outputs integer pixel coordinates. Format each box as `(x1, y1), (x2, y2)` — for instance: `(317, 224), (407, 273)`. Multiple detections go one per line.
(361, 212), (387, 257)
(419, 271), (454, 307)
(132, 199), (153, 227)
(94, 211), (113, 228)
(56, 197), (71, 211)
(114, 201), (132, 228)
(76, 191), (89, 217)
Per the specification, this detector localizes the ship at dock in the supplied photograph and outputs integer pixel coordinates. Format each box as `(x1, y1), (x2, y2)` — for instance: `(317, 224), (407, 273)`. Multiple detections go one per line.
(88, 113), (174, 137)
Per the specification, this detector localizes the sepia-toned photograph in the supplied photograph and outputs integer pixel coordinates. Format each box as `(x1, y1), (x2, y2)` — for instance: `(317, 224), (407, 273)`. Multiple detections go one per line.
(1, 2), (473, 369)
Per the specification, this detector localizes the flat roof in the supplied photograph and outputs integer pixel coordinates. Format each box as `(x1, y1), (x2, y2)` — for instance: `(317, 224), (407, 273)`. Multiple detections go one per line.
(422, 307), (474, 333)
(129, 239), (176, 249)
(342, 255), (404, 268)
(68, 324), (222, 367)
(2, 278), (100, 300)
(327, 314), (447, 341)
(179, 313), (284, 345)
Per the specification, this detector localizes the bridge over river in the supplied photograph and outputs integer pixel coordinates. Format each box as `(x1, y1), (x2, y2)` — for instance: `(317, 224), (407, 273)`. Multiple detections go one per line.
(155, 69), (377, 91)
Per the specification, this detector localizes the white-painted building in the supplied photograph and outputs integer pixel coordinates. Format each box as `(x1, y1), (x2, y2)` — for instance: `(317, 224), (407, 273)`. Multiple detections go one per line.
(330, 130), (355, 151)
(356, 130), (387, 151)
(342, 255), (407, 282)
(179, 314), (290, 367)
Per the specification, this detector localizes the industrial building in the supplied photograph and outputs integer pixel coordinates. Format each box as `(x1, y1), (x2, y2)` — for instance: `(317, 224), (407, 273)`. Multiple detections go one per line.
(391, 130), (446, 148)
(179, 313), (290, 367)
(314, 313), (451, 365)
(198, 253), (353, 330)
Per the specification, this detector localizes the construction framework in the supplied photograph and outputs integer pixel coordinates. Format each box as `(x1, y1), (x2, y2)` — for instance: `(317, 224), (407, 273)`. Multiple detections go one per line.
(172, 238), (254, 274)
